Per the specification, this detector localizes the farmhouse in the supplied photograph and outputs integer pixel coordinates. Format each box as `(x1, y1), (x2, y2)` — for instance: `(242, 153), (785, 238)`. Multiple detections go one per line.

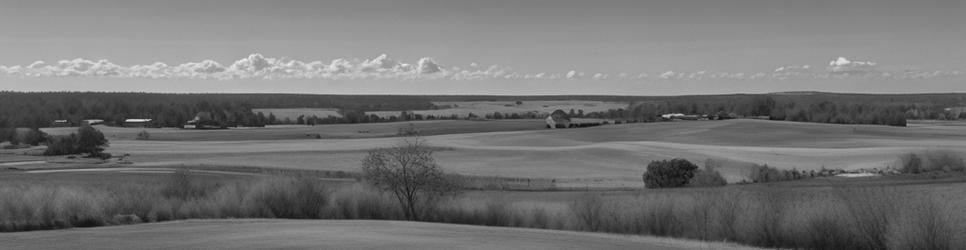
(123, 119), (153, 128)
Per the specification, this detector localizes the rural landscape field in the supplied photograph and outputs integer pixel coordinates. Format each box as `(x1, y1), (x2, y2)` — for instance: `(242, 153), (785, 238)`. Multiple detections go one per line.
(3, 0), (966, 249)
(4, 92), (966, 249)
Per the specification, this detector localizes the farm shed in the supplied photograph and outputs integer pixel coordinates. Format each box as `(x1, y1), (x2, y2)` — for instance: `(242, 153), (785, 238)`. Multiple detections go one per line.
(51, 120), (70, 127)
(123, 119), (153, 127)
(82, 119), (104, 126)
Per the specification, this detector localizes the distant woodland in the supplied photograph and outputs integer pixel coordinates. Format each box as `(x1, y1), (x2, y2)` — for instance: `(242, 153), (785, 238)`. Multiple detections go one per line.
(3, 91), (966, 129)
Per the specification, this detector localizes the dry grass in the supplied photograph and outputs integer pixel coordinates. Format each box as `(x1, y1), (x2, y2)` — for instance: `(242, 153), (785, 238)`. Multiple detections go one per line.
(0, 170), (963, 250)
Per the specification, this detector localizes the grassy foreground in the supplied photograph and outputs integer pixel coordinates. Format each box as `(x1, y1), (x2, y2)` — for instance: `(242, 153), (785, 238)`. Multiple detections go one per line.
(0, 171), (964, 249)
(0, 219), (753, 250)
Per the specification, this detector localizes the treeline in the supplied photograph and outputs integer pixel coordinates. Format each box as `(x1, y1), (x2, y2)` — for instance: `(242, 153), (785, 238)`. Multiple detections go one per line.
(0, 92), (437, 128)
(584, 93), (966, 126)
(4, 91), (966, 128)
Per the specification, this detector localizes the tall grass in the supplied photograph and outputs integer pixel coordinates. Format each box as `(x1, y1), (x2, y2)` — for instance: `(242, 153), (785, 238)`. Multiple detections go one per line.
(0, 174), (329, 231)
(1, 173), (963, 250)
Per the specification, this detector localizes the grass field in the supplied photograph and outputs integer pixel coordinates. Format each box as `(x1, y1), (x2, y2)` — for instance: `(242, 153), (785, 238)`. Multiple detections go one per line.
(0, 219), (756, 250)
(29, 119), (965, 187)
(41, 120), (546, 141)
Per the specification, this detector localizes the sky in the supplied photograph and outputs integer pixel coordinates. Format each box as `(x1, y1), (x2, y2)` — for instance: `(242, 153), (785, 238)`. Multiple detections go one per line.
(1, 0), (964, 95)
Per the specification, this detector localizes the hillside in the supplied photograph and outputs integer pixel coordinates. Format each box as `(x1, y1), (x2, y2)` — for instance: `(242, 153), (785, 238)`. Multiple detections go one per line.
(0, 219), (757, 250)
(36, 119), (961, 187)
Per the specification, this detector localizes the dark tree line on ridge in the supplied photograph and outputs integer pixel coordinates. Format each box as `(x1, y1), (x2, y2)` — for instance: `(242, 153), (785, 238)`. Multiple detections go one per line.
(3, 91), (966, 130)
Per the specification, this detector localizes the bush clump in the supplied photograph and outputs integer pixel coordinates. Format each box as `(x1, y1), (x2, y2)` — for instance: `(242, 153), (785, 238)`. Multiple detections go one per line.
(898, 151), (965, 174)
(643, 159), (698, 188)
(689, 159), (728, 187)
(43, 125), (108, 157)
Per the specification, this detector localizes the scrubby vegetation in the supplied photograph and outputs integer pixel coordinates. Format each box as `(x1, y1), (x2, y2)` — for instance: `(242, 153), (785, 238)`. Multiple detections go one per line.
(0, 118), (46, 146)
(43, 125), (109, 158)
(689, 160), (728, 187)
(747, 164), (810, 183)
(897, 151), (965, 174)
(1, 173), (962, 250)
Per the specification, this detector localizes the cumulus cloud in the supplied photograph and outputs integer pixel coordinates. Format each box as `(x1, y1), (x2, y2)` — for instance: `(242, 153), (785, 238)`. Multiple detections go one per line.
(565, 70), (578, 79)
(1, 55), (961, 82)
(0, 53), (529, 81)
(826, 57), (877, 76)
(416, 57), (442, 74)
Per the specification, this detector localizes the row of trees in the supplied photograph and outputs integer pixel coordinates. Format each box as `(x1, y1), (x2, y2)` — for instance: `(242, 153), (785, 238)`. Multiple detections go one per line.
(5, 92), (966, 128)
(0, 119), (46, 146)
(586, 96), (909, 126)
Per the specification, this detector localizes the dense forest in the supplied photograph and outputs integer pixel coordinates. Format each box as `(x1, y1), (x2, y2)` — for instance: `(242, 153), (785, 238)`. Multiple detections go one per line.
(2, 91), (966, 130)
(581, 94), (925, 126)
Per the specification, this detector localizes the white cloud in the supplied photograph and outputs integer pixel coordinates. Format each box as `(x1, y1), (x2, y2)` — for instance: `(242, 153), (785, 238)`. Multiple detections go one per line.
(659, 71), (677, 79)
(565, 70), (578, 79)
(1, 55), (961, 82)
(416, 57), (442, 74)
(826, 57), (877, 76)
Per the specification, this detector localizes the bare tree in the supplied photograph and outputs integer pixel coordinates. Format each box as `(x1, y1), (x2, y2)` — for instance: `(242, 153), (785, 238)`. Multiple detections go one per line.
(361, 138), (458, 220)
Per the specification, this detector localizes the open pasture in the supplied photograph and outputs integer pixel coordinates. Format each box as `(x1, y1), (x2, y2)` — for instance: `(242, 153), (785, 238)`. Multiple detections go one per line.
(85, 119), (966, 187)
(40, 120), (546, 141)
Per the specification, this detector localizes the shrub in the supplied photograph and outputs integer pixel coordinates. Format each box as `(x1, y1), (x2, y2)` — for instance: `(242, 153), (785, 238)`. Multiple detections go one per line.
(643, 159), (698, 188)
(14, 128), (47, 146)
(899, 151), (965, 174)
(44, 134), (79, 156)
(900, 153), (923, 174)
(77, 125), (108, 156)
(747, 164), (807, 183)
(43, 125), (109, 157)
(689, 159), (728, 187)
(136, 130), (151, 140)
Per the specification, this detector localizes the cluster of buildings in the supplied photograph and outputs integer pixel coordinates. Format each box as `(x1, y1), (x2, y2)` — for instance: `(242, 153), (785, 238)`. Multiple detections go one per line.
(50, 118), (152, 128)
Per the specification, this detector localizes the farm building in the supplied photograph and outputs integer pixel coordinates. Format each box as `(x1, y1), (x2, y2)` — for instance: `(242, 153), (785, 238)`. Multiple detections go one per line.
(123, 119), (153, 127)
(51, 120), (70, 127)
(183, 112), (224, 129)
(82, 119), (104, 126)
(661, 113), (704, 121)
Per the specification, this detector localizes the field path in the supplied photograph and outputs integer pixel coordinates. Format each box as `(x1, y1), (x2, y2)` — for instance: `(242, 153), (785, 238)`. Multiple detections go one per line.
(0, 219), (757, 250)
